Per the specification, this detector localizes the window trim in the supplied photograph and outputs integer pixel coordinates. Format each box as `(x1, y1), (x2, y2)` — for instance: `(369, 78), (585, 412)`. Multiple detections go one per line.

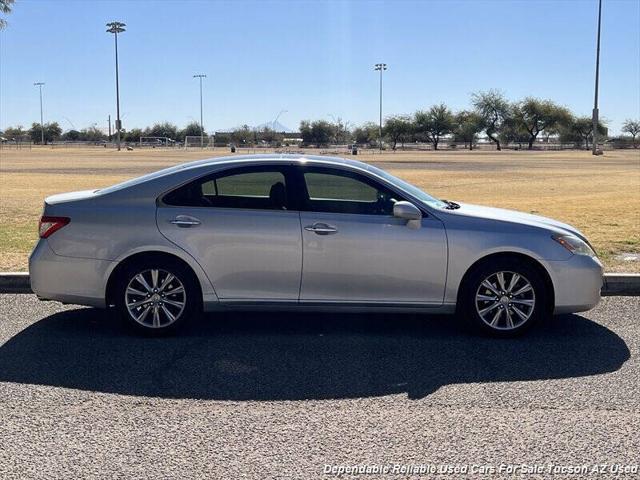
(159, 165), (295, 211)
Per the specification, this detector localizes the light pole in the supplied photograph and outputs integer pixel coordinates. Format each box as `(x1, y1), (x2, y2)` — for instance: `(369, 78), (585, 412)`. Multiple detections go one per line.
(33, 82), (45, 145)
(193, 74), (207, 147)
(106, 21), (126, 151)
(374, 63), (387, 151)
(591, 0), (602, 155)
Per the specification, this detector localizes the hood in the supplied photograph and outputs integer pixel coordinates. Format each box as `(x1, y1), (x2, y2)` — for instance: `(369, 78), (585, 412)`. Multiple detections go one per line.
(447, 202), (587, 240)
(45, 190), (99, 205)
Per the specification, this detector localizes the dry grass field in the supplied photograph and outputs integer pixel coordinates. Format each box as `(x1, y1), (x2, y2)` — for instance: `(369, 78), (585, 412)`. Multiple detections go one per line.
(0, 146), (638, 272)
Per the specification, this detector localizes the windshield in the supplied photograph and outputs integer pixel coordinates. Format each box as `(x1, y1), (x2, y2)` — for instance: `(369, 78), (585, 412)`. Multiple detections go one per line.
(366, 165), (448, 209)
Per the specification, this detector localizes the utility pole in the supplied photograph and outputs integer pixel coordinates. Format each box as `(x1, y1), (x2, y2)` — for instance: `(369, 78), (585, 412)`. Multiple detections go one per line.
(33, 82), (45, 145)
(374, 63), (387, 151)
(106, 21), (126, 151)
(592, 0), (602, 155)
(193, 74), (206, 147)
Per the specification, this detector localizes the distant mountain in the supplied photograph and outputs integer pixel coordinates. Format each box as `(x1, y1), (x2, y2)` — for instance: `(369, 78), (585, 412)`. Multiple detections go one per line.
(254, 120), (294, 133)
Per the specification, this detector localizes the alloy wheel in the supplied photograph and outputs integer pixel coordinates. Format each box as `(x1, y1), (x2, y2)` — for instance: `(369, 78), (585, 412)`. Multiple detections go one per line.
(125, 269), (186, 328)
(474, 271), (536, 331)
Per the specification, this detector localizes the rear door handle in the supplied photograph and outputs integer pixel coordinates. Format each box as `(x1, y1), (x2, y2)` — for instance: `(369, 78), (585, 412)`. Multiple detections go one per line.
(170, 215), (201, 227)
(304, 223), (338, 235)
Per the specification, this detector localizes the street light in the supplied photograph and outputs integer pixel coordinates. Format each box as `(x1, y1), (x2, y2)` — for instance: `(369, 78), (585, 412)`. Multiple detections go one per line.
(106, 21), (126, 151)
(193, 74), (207, 147)
(592, 0), (602, 155)
(33, 82), (45, 145)
(374, 63), (387, 151)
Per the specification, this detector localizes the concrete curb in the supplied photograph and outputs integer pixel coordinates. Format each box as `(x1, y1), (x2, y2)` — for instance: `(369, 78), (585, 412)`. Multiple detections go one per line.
(602, 273), (640, 296)
(1, 272), (638, 296)
(0, 272), (31, 294)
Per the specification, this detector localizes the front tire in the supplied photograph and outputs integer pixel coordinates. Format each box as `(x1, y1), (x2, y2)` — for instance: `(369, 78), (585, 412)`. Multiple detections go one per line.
(114, 259), (200, 334)
(459, 259), (549, 337)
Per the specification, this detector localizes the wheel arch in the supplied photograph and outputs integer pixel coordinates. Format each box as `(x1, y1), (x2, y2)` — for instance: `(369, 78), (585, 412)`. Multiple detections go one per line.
(456, 252), (555, 311)
(105, 250), (204, 307)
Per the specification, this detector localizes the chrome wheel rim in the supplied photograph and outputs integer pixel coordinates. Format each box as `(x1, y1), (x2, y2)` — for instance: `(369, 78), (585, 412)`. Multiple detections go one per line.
(475, 271), (535, 331)
(125, 269), (186, 329)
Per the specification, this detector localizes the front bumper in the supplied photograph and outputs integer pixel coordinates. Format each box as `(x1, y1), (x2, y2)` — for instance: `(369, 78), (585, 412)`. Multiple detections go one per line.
(544, 254), (604, 314)
(29, 239), (114, 308)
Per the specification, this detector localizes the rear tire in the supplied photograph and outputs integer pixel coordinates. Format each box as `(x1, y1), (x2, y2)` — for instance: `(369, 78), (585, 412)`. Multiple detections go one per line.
(114, 258), (200, 335)
(459, 258), (549, 337)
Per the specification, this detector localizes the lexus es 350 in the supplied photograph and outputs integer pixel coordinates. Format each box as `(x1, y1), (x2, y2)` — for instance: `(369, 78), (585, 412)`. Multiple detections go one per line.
(29, 154), (603, 336)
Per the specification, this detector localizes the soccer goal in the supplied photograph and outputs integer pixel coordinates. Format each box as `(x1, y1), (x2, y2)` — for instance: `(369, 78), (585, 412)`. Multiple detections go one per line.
(139, 136), (176, 148)
(184, 135), (215, 149)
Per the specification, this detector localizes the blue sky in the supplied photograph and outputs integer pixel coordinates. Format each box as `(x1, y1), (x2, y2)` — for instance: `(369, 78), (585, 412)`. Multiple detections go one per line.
(1, 0), (639, 134)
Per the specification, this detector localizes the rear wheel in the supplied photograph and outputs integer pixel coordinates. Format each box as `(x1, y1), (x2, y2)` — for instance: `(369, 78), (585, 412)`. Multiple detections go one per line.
(459, 259), (548, 337)
(115, 259), (200, 334)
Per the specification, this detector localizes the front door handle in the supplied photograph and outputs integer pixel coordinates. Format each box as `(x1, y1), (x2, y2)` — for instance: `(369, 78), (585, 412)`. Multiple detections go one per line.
(170, 215), (201, 227)
(304, 223), (338, 235)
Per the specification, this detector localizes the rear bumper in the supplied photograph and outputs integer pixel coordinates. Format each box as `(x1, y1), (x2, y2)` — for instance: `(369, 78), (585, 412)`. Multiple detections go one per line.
(545, 254), (603, 314)
(29, 239), (114, 308)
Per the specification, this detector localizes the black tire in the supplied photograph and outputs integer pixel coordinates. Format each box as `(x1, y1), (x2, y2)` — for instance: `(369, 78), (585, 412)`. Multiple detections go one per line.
(114, 258), (201, 335)
(458, 258), (549, 337)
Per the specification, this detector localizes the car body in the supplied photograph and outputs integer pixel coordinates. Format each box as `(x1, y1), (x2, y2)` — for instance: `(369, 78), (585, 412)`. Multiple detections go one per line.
(29, 154), (603, 335)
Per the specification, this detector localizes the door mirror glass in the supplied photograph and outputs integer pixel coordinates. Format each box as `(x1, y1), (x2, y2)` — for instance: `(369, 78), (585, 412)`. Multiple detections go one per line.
(393, 201), (422, 220)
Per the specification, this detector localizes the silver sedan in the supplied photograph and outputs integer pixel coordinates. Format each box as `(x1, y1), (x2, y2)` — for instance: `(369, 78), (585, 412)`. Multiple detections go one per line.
(29, 154), (603, 336)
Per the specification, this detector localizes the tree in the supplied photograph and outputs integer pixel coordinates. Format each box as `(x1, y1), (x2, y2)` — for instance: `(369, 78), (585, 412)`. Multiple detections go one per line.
(61, 130), (82, 141)
(0, 0), (14, 30)
(331, 118), (351, 145)
(383, 115), (414, 150)
(472, 90), (510, 151)
(178, 122), (207, 142)
(80, 126), (107, 142)
(622, 119), (640, 148)
(561, 116), (607, 150)
(122, 128), (143, 143)
(299, 121), (313, 145)
(144, 122), (178, 140)
(500, 110), (530, 149)
(256, 126), (282, 146)
(230, 125), (254, 145)
(30, 122), (62, 144)
(514, 98), (572, 149)
(414, 103), (455, 150)
(1, 125), (25, 140)
(298, 120), (335, 146)
(352, 122), (378, 147)
(311, 120), (334, 146)
(452, 111), (483, 150)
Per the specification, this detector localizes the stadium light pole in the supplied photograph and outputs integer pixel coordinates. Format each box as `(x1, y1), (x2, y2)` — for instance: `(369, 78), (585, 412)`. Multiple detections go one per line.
(193, 74), (207, 147)
(374, 63), (387, 151)
(33, 82), (45, 145)
(591, 0), (602, 155)
(106, 21), (126, 151)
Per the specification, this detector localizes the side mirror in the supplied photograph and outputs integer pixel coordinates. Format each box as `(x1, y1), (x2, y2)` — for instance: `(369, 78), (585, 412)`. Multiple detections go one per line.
(393, 201), (422, 220)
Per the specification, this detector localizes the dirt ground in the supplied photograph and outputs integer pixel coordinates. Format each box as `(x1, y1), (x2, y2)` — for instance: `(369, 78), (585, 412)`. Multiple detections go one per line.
(0, 146), (638, 272)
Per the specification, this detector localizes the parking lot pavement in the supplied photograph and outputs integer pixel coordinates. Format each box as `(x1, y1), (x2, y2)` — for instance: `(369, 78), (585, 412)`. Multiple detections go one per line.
(0, 295), (638, 479)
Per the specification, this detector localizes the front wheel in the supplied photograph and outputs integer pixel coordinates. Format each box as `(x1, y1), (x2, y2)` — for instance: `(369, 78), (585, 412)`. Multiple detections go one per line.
(115, 259), (200, 334)
(459, 259), (549, 337)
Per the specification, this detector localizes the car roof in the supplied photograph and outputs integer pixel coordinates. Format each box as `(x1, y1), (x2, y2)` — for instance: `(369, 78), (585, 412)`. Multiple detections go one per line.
(177, 153), (369, 172)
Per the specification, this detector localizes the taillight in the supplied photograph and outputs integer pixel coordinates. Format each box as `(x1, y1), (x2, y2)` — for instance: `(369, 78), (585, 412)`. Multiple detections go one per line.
(39, 216), (70, 238)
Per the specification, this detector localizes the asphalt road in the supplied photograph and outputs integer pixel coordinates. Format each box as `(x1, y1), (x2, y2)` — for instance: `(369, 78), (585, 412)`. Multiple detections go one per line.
(0, 295), (638, 479)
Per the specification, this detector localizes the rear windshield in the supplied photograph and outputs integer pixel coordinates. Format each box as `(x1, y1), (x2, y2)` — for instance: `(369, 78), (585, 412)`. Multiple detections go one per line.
(97, 164), (188, 194)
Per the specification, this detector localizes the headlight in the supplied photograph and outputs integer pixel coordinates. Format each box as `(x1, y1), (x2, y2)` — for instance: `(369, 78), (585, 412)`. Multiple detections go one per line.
(552, 234), (596, 257)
